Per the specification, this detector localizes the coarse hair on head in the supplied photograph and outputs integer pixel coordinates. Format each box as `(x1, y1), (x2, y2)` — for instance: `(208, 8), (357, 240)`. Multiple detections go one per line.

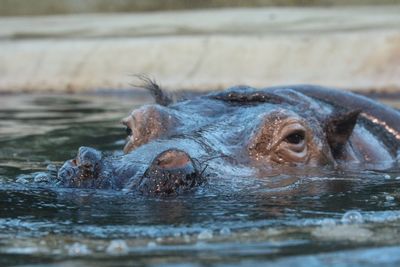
(131, 74), (172, 106)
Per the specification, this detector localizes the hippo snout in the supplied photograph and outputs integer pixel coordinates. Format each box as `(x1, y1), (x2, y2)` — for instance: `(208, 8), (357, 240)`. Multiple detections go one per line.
(136, 149), (203, 196)
(57, 147), (204, 195)
(57, 146), (108, 188)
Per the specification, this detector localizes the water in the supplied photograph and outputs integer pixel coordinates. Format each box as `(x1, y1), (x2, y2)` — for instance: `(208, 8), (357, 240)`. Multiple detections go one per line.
(1, 92), (400, 266)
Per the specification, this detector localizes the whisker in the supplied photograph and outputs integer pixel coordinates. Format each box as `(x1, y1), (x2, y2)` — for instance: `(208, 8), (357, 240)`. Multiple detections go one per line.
(200, 164), (209, 177)
(199, 154), (231, 165)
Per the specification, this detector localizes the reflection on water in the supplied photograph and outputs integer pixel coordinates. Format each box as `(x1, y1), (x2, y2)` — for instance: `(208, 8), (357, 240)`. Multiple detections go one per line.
(1, 93), (400, 266)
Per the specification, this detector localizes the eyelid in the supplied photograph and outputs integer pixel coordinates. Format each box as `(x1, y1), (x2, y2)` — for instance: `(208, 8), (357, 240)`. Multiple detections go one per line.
(270, 122), (306, 149)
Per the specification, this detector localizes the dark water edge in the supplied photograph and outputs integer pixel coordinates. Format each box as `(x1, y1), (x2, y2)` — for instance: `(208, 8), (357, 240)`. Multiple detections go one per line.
(1, 92), (400, 266)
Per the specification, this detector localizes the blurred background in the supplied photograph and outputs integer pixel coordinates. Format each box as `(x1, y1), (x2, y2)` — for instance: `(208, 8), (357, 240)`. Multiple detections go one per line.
(0, 0), (399, 93)
(2, 0), (400, 15)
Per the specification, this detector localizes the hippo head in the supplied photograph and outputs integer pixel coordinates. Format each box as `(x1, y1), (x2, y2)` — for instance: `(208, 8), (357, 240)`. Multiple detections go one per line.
(57, 81), (366, 196)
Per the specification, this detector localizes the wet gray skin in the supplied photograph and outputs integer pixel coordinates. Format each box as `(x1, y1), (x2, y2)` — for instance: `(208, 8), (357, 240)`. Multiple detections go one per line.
(57, 82), (400, 196)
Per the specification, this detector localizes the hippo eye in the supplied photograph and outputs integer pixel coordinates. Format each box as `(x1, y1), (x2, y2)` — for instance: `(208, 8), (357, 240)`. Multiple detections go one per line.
(273, 126), (308, 163)
(284, 131), (305, 145)
(125, 127), (132, 136)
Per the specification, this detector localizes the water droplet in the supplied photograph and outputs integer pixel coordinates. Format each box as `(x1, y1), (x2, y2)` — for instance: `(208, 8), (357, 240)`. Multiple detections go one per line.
(198, 229), (213, 240)
(341, 210), (363, 224)
(219, 227), (231, 236)
(106, 240), (128, 255)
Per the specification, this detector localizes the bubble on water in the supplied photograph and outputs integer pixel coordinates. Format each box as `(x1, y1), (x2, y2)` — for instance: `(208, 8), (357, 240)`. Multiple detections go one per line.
(384, 174), (391, 180)
(341, 210), (363, 224)
(219, 227), (231, 236)
(198, 229), (213, 240)
(67, 243), (91, 256)
(106, 239), (128, 255)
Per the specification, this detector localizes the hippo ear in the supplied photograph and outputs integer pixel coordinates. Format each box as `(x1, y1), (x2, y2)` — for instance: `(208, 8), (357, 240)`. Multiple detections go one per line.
(324, 109), (360, 157)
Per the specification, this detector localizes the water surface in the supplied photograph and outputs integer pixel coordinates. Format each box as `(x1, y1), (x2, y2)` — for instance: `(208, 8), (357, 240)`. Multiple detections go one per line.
(1, 92), (400, 266)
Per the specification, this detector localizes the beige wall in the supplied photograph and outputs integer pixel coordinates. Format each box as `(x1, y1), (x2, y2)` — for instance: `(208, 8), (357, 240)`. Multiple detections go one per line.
(1, 6), (400, 93)
(1, 0), (400, 16)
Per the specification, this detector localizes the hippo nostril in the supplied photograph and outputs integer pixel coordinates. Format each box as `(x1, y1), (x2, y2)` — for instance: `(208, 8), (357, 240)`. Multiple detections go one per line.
(56, 147), (104, 188)
(77, 146), (102, 166)
(138, 149), (203, 196)
(155, 150), (192, 170)
(57, 160), (77, 184)
(138, 149), (201, 196)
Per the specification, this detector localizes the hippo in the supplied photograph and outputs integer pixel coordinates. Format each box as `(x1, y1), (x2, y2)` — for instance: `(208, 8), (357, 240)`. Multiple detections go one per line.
(56, 79), (400, 196)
